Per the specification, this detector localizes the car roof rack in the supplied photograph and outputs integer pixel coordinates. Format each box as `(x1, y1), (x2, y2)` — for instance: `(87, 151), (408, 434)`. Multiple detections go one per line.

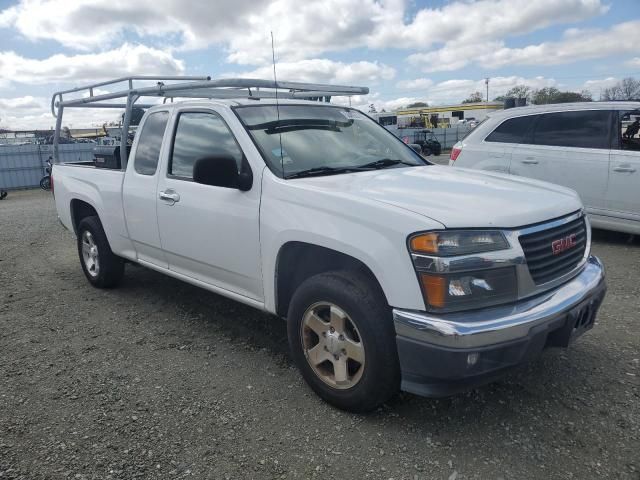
(51, 76), (368, 117)
(50, 75), (369, 165)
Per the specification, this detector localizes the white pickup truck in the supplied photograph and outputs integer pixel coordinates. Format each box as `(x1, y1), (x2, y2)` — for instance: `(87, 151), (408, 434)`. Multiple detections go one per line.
(51, 77), (606, 412)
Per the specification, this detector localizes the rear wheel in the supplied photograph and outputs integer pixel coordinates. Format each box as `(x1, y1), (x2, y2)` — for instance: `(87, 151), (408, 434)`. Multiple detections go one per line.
(77, 216), (124, 288)
(287, 270), (400, 412)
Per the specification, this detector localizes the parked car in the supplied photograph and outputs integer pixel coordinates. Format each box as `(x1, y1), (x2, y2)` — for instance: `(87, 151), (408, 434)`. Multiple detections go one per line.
(52, 79), (606, 412)
(412, 129), (442, 156)
(449, 102), (640, 235)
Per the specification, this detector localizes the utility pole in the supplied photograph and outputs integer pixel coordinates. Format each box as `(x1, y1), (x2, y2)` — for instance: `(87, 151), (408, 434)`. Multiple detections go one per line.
(485, 77), (489, 102)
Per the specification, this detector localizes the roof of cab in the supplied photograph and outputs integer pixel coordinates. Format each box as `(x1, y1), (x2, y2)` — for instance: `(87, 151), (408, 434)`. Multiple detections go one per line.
(487, 101), (640, 120)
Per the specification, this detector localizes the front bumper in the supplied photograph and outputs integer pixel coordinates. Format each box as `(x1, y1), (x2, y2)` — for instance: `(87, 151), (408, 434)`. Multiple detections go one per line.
(393, 255), (606, 397)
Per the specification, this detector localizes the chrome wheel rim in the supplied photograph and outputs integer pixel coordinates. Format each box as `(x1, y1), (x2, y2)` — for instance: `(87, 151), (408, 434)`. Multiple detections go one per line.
(300, 302), (365, 390)
(81, 230), (100, 277)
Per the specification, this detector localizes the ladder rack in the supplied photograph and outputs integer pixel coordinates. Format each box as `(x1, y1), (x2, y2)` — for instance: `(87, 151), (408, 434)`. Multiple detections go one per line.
(50, 76), (369, 164)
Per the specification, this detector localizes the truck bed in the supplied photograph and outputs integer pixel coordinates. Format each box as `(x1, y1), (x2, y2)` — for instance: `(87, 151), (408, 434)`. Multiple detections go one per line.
(53, 163), (136, 260)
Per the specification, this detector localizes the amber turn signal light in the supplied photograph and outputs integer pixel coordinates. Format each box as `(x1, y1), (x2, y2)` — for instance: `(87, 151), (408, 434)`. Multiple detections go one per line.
(419, 274), (446, 309)
(410, 233), (439, 254)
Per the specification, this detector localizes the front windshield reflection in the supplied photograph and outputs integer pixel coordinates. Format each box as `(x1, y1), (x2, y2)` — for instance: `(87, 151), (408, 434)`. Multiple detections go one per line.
(235, 105), (426, 178)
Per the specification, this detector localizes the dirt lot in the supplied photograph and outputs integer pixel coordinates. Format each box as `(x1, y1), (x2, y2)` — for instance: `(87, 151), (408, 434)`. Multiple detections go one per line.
(1, 189), (638, 480)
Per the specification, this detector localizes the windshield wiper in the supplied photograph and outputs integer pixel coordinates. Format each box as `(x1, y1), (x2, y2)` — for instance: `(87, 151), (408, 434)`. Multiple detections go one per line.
(355, 158), (415, 169)
(285, 166), (362, 179)
(285, 158), (419, 179)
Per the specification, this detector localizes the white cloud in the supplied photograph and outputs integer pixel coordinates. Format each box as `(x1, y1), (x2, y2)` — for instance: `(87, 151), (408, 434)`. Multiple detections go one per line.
(342, 76), (560, 113)
(235, 58), (395, 85)
(375, 0), (606, 49)
(0, 95), (42, 111)
(0, 0), (266, 52)
(581, 77), (619, 98)
(393, 76), (555, 104)
(625, 57), (640, 68)
(0, 0), (607, 66)
(411, 20), (640, 72)
(396, 78), (433, 90)
(0, 95), (122, 129)
(0, 44), (184, 86)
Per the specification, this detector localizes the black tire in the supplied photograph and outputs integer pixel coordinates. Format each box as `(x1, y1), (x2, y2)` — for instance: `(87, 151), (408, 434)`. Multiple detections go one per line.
(287, 270), (400, 412)
(40, 176), (51, 190)
(77, 216), (124, 288)
(421, 146), (432, 156)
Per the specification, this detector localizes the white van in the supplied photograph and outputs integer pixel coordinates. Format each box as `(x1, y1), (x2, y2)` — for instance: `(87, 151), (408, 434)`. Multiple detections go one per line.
(449, 102), (640, 235)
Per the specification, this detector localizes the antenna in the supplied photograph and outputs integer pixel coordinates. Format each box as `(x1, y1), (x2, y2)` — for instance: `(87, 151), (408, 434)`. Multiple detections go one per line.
(271, 31), (285, 177)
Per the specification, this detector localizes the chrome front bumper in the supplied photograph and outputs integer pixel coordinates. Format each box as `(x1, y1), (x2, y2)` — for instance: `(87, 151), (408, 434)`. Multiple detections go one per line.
(393, 255), (606, 349)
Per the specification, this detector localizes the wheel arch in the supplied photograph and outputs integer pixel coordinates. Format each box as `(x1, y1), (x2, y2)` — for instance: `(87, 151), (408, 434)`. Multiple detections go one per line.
(70, 198), (100, 236)
(274, 241), (388, 318)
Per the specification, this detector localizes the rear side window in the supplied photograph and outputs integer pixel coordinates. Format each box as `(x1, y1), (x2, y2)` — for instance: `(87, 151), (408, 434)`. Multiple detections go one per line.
(485, 115), (534, 143)
(169, 112), (244, 179)
(532, 110), (611, 149)
(133, 111), (169, 175)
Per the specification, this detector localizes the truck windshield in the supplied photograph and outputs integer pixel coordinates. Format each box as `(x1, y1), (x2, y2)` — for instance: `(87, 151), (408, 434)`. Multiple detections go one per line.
(235, 105), (427, 179)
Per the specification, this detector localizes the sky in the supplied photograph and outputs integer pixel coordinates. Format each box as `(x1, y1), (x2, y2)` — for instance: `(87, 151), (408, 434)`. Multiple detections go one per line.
(0, 0), (639, 130)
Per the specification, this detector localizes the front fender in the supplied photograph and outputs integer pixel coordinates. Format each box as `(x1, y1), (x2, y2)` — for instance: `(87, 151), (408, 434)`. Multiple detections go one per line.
(260, 178), (439, 314)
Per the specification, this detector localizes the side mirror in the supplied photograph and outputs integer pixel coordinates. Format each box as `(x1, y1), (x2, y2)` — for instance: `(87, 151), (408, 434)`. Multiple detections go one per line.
(193, 156), (252, 191)
(408, 144), (422, 153)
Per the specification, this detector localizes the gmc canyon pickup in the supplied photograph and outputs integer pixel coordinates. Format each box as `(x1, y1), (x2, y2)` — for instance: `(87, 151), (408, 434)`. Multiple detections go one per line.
(52, 91), (606, 412)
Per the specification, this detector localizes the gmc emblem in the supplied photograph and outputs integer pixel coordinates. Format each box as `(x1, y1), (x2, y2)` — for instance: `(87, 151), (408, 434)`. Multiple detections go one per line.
(551, 233), (577, 255)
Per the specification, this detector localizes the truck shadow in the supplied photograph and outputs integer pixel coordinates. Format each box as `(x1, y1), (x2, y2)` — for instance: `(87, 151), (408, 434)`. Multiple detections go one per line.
(592, 227), (639, 246)
(121, 262), (291, 360)
(119, 262), (622, 424)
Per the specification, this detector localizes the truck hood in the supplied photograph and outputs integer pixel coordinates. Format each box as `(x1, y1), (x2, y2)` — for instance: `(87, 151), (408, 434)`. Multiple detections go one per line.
(294, 165), (582, 228)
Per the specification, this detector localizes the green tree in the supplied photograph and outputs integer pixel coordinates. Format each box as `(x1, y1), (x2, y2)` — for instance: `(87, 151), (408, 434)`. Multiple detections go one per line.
(462, 91), (484, 104)
(494, 85), (533, 102)
(405, 101), (429, 109)
(602, 77), (640, 101)
(531, 87), (592, 105)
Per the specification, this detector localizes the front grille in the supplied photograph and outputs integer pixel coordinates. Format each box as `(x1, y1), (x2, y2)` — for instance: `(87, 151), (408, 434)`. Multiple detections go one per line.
(519, 215), (587, 285)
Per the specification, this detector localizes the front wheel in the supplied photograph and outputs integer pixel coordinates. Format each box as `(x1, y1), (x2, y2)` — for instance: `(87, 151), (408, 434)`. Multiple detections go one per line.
(77, 216), (124, 288)
(287, 271), (400, 412)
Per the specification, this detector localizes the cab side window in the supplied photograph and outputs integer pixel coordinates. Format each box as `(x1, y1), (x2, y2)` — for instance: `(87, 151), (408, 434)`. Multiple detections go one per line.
(532, 110), (611, 149)
(485, 115), (535, 143)
(170, 112), (244, 179)
(133, 111), (170, 175)
(618, 110), (640, 151)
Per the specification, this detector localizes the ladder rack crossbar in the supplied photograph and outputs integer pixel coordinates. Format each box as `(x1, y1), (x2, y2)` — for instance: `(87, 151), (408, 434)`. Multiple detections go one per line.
(50, 76), (369, 168)
(51, 77), (369, 117)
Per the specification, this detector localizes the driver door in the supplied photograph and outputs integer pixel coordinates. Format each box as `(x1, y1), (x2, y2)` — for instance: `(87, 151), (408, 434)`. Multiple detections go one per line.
(155, 108), (263, 301)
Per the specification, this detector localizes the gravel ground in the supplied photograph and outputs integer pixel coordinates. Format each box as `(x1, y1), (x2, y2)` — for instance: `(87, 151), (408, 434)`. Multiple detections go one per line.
(1, 189), (638, 480)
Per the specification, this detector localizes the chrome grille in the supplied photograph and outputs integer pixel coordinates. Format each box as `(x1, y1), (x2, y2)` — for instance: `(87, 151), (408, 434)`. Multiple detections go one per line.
(519, 216), (587, 285)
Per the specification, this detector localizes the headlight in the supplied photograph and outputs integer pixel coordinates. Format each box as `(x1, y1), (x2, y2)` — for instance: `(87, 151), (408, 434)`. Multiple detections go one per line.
(409, 230), (508, 256)
(418, 268), (517, 312)
(408, 230), (516, 312)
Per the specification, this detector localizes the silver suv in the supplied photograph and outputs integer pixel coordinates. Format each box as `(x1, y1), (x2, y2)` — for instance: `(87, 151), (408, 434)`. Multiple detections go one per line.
(449, 102), (640, 235)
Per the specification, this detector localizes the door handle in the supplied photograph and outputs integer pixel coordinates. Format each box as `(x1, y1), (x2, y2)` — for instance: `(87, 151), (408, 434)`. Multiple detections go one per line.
(613, 166), (636, 173)
(521, 157), (539, 165)
(159, 190), (180, 203)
